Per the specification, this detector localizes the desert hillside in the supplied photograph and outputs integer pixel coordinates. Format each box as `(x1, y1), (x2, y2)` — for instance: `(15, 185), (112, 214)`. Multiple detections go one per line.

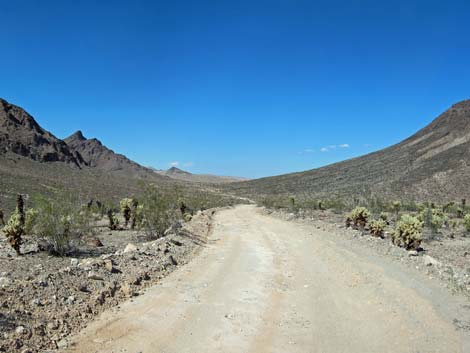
(225, 100), (470, 202)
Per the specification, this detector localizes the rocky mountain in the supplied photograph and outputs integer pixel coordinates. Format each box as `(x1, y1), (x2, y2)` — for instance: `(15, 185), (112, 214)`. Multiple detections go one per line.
(0, 98), (84, 166)
(226, 100), (470, 202)
(154, 166), (248, 184)
(64, 130), (151, 177)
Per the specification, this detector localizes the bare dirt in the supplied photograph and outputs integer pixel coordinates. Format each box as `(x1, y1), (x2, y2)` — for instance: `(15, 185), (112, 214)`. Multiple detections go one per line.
(68, 205), (470, 353)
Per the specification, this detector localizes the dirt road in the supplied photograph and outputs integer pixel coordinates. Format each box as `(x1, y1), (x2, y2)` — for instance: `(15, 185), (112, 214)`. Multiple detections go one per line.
(69, 205), (470, 353)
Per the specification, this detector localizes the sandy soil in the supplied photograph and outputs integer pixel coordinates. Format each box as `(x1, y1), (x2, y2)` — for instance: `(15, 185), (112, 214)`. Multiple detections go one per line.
(68, 205), (470, 353)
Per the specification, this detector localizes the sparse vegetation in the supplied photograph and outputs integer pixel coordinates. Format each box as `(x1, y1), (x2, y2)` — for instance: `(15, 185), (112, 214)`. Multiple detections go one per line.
(120, 198), (134, 228)
(464, 214), (470, 234)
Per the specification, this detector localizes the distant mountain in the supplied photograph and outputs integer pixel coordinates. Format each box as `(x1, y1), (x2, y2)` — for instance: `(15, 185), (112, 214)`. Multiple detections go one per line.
(64, 130), (152, 177)
(154, 166), (248, 184)
(0, 98), (84, 166)
(226, 100), (470, 202)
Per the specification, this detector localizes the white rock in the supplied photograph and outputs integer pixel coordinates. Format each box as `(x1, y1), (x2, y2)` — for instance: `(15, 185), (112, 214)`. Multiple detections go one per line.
(66, 296), (75, 305)
(408, 250), (419, 256)
(123, 243), (138, 253)
(423, 255), (441, 267)
(15, 326), (25, 334)
(0, 277), (11, 288)
(70, 258), (79, 267)
(87, 272), (104, 281)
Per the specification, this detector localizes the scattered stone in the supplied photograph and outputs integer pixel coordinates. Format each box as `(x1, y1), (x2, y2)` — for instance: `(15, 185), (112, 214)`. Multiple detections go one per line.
(66, 296), (75, 305)
(408, 250), (419, 256)
(86, 237), (104, 247)
(70, 258), (79, 267)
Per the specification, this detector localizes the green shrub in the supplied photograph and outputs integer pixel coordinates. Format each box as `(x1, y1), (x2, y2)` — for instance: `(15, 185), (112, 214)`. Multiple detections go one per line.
(379, 212), (388, 222)
(392, 214), (423, 250)
(369, 219), (386, 238)
(348, 207), (371, 228)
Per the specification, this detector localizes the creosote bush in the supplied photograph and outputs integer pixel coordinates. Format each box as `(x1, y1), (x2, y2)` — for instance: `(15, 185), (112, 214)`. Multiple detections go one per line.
(30, 193), (92, 256)
(392, 214), (423, 250)
(347, 206), (370, 228)
(139, 184), (179, 239)
(369, 219), (386, 238)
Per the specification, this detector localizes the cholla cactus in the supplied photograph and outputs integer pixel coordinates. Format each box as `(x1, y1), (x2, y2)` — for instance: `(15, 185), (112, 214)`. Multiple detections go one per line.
(348, 206), (370, 228)
(463, 214), (470, 233)
(391, 201), (401, 218)
(369, 219), (386, 238)
(379, 212), (388, 222)
(107, 209), (119, 231)
(3, 211), (23, 255)
(16, 194), (25, 227)
(120, 198), (134, 227)
(392, 214), (423, 250)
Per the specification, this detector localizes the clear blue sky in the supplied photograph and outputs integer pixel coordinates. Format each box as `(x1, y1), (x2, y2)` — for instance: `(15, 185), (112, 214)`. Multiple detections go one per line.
(1, 0), (469, 178)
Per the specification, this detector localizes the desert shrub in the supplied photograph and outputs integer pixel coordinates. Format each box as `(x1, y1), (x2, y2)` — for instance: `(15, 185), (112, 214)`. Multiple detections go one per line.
(392, 214), (423, 250)
(348, 207), (370, 228)
(463, 214), (470, 233)
(419, 207), (447, 235)
(0, 208), (4, 226)
(369, 219), (386, 238)
(139, 185), (179, 239)
(31, 193), (91, 256)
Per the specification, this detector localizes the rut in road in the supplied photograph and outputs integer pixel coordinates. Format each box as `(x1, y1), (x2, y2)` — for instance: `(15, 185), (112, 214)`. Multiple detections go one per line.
(68, 205), (470, 353)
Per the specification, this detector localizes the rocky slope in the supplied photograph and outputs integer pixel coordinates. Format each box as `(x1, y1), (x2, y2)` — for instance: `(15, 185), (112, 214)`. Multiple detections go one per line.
(64, 130), (152, 177)
(0, 99), (84, 166)
(226, 100), (470, 202)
